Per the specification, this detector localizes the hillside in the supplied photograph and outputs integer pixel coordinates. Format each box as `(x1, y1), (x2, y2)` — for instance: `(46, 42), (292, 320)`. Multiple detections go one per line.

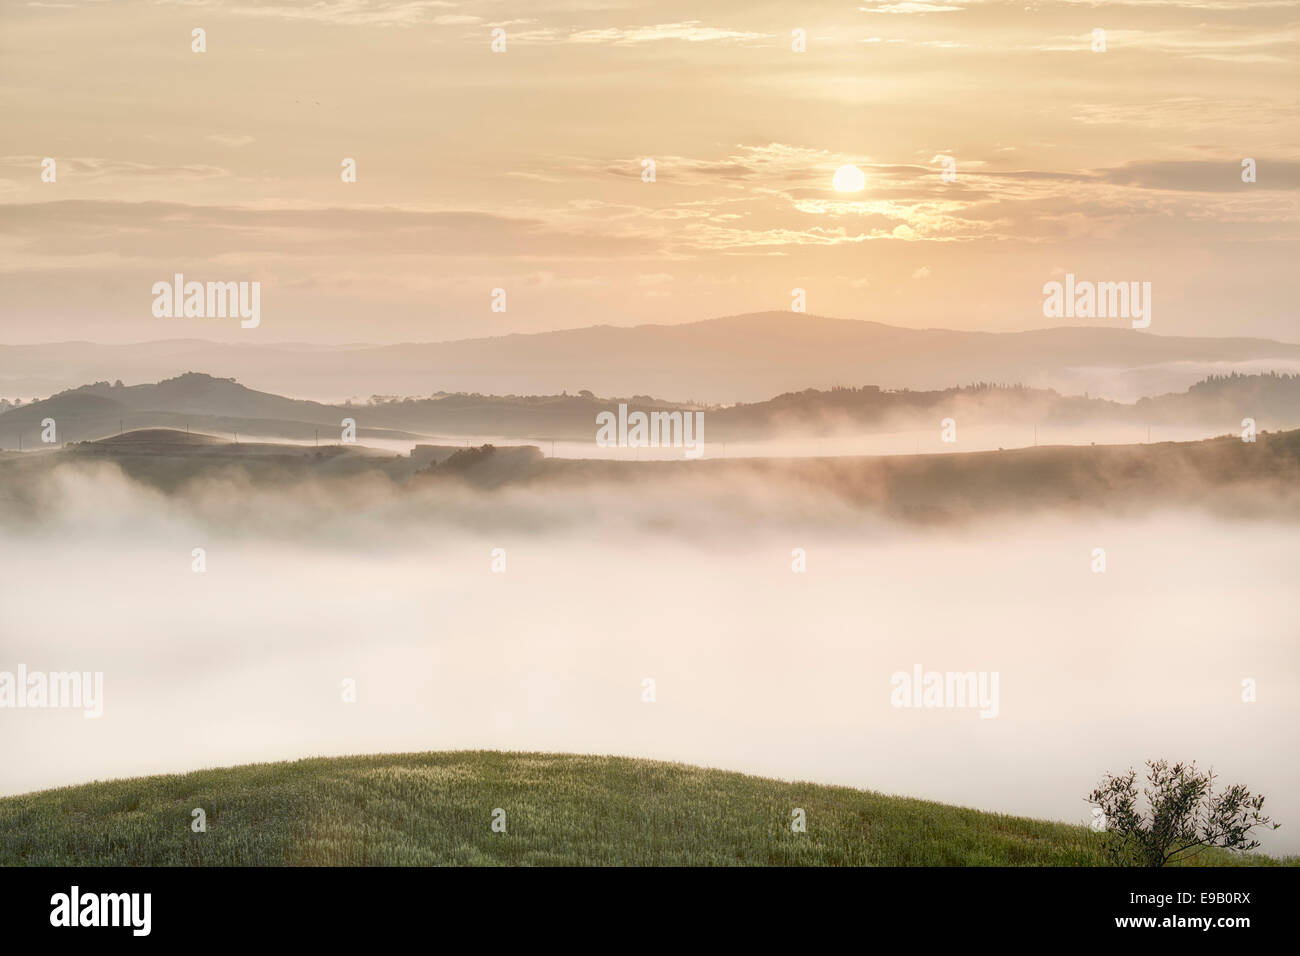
(0, 751), (1285, 866)
(525, 428), (1300, 523)
(36, 427), (461, 492)
(3, 425), (1297, 526)
(4, 313), (1299, 403)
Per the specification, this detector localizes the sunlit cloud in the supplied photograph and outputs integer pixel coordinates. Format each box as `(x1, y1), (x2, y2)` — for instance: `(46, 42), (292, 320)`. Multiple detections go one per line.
(567, 21), (772, 45)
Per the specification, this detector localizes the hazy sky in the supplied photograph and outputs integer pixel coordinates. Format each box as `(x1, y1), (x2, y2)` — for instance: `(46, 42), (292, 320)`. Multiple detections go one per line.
(1, 0), (1297, 344)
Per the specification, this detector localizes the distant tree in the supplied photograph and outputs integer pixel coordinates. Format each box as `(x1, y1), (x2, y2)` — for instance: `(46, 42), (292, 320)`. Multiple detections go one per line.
(427, 443), (496, 475)
(1087, 760), (1277, 866)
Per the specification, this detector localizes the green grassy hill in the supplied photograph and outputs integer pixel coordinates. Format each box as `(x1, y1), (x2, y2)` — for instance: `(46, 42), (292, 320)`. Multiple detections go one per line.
(0, 751), (1287, 866)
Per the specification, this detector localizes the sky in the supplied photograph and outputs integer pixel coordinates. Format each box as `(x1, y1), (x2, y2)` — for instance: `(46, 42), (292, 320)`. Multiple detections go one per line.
(1, 0), (1297, 344)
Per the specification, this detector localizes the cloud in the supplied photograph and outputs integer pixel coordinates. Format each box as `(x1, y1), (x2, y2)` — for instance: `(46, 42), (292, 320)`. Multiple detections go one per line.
(0, 200), (660, 263)
(859, 2), (969, 13)
(1070, 97), (1295, 130)
(506, 171), (564, 184)
(180, 1), (463, 28)
(567, 21), (772, 45)
(1033, 25), (1300, 62)
(0, 156), (229, 180)
(861, 0), (1297, 11)
(205, 134), (256, 149)
(1096, 160), (1300, 192)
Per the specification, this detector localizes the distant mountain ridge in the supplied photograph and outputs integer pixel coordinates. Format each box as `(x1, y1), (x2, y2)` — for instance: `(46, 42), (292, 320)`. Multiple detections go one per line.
(4, 312), (1300, 404)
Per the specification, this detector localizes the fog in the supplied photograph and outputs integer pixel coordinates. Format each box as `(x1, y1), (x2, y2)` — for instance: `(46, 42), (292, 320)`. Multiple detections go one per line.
(265, 421), (1237, 462)
(1, 460), (1296, 853)
(1054, 359), (1300, 404)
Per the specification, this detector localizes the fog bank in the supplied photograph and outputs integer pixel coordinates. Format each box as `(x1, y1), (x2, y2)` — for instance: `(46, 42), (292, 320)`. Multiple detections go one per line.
(1, 464), (1295, 853)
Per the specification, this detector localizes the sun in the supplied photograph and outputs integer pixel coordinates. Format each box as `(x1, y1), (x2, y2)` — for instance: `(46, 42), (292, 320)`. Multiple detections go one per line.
(832, 164), (866, 192)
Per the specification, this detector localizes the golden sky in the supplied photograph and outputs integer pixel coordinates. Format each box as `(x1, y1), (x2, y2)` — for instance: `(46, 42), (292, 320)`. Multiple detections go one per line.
(1, 0), (1297, 343)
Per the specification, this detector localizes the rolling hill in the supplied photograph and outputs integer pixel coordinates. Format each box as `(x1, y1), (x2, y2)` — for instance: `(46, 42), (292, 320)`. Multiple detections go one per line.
(4, 369), (1300, 450)
(0, 751), (1286, 866)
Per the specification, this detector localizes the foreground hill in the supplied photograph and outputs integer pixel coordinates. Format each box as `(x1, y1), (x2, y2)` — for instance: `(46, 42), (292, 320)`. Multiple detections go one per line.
(0, 752), (1284, 866)
(5, 313), (1299, 403)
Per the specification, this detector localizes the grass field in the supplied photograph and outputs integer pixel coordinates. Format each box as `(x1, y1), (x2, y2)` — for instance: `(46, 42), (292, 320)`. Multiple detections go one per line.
(0, 751), (1289, 866)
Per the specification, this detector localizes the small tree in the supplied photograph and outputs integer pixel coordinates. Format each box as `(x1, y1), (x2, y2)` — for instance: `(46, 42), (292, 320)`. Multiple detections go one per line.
(1087, 759), (1278, 866)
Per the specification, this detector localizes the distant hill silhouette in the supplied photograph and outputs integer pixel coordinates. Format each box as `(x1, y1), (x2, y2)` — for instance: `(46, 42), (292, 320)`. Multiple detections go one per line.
(2, 369), (1299, 449)
(4, 313), (1299, 403)
(0, 373), (426, 447)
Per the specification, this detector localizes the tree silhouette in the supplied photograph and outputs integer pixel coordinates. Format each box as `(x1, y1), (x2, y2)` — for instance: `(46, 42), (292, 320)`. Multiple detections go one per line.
(1087, 759), (1277, 866)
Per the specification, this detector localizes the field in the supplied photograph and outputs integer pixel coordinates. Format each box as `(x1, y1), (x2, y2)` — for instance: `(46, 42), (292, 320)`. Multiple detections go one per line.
(0, 751), (1288, 866)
